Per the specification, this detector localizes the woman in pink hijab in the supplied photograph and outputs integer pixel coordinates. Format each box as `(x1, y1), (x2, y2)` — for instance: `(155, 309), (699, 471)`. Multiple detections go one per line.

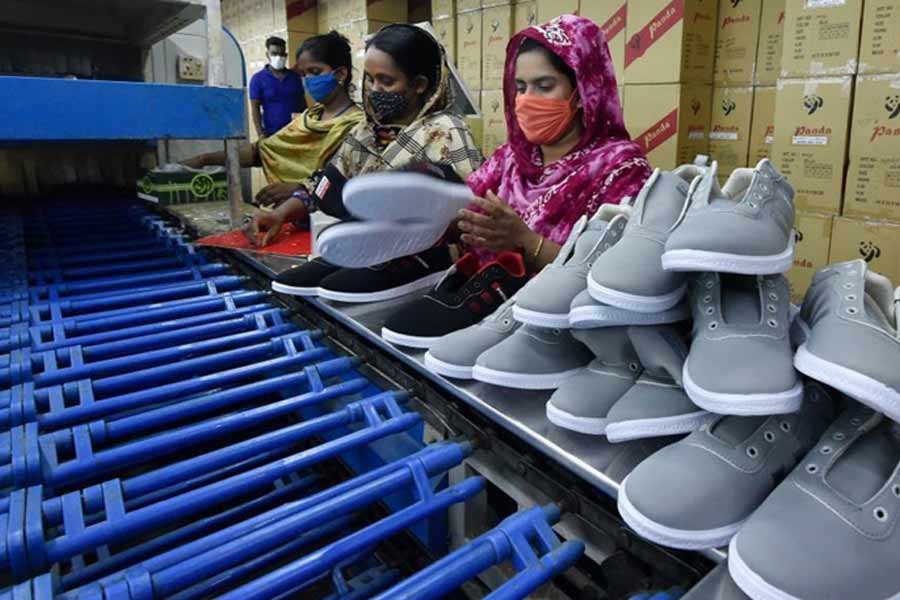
(459, 14), (650, 270)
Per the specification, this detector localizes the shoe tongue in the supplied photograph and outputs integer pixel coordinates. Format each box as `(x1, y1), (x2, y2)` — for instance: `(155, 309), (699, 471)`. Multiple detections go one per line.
(709, 415), (767, 445)
(826, 422), (900, 504)
(568, 221), (608, 264)
(627, 326), (687, 384)
(571, 327), (638, 365)
(638, 171), (691, 229)
(720, 275), (761, 325)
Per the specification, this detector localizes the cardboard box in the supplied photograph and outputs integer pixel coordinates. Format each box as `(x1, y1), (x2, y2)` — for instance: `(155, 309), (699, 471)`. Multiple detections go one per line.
(514, 1), (538, 32)
(433, 0), (455, 19)
(457, 10), (483, 94)
(787, 211), (834, 302)
(858, 1), (900, 74)
(457, 0), (481, 12)
(482, 4), (513, 89)
(410, 0), (432, 22)
(771, 76), (853, 214)
(287, 30), (315, 66)
(755, 0), (783, 84)
(844, 73), (900, 222)
(830, 216), (900, 283)
(780, 0), (863, 78)
(714, 0), (762, 85)
(536, 0), (578, 21)
(466, 115), (485, 151)
(624, 83), (712, 170)
(346, 0), (408, 22)
(579, 1), (627, 84)
(749, 84), (776, 165)
(481, 89), (507, 155)
(709, 86), (754, 181)
(624, 0), (718, 84)
(434, 16), (457, 64)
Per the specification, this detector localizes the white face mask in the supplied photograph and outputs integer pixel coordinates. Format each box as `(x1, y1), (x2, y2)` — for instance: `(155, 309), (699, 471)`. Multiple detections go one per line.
(269, 56), (287, 70)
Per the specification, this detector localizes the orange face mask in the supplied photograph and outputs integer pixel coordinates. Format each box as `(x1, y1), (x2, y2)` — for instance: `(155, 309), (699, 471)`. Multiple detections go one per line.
(514, 90), (580, 145)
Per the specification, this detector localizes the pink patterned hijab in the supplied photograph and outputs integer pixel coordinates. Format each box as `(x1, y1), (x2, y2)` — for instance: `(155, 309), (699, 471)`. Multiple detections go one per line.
(467, 15), (650, 246)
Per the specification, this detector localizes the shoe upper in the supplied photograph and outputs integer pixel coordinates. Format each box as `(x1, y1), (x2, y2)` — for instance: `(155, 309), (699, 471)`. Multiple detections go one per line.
(798, 260), (900, 396)
(274, 257), (339, 288)
(686, 273), (799, 395)
(590, 165), (705, 298)
(319, 245), (453, 294)
(515, 208), (629, 318)
(476, 325), (593, 375)
(624, 382), (836, 533)
(665, 159), (795, 258)
(426, 296), (520, 367)
(731, 405), (900, 600)
(383, 251), (527, 338)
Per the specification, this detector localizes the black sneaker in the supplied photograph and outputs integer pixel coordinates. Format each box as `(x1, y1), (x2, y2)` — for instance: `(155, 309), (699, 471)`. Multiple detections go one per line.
(380, 251), (528, 348)
(271, 257), (339, 296)
(317, 245), (455, 304)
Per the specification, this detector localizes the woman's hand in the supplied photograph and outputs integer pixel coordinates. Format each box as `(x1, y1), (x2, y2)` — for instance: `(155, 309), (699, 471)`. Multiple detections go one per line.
(457, 191), (539, 253)
(255, 182), (300, 208)
(244, 210), (285, 247)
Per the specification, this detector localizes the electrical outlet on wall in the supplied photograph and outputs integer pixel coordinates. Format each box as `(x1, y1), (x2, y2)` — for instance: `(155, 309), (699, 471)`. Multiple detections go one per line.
(178, 55), (205, 81)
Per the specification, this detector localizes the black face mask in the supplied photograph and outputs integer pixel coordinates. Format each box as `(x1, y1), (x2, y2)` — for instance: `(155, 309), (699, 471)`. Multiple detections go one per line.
(367, 90), (411, 123)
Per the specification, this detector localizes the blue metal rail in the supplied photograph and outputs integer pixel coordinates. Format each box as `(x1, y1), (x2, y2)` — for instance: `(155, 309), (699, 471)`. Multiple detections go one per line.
(0, 202), (582, 598)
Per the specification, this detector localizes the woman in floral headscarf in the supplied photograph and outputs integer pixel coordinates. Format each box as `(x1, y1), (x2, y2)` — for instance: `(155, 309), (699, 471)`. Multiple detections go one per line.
(459, 14), (650, 270)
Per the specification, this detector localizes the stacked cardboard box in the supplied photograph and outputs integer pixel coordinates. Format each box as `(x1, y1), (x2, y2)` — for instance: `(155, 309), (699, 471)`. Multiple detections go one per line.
(536, 0), (578, 21)
(432, 0), (457, 63)
(479, 2), (513, 153)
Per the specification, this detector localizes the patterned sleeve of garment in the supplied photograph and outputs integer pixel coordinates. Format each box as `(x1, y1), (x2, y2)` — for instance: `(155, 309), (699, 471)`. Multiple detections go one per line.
(425, 114), (485, 183)
(585, 155), (651, 216)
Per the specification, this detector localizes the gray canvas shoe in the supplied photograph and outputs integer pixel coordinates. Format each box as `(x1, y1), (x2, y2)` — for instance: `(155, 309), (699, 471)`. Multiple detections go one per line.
(728, 404), (900, 600)
(605, 326), (708, 443)
(568, 289), (690, 329)
(424, 296), (520, 380)
(619, 382), (837, 551)
(546, 328), (641, 434)
(663, 159), (795, 275)
(794, 259), (900, 423)
(473, 325), (593, 390)
(588, 164), (708, 313)
(513, 206), (630, 328)
(684, 273), (802, 416)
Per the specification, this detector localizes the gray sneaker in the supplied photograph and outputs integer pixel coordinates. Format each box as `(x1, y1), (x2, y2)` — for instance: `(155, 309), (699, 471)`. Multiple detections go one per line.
(424, 296), (519, 379)
(728, 404), (900, 600)
(588, 164), (707, 313)
(473, 325), (593, 390)
(663, 159), (795, 275)
(619, 382), (837, 550)
(683, 273), (802, 416)
(568, 289), (690, 329)
(546, 328), (641, 434)
(794, 259), (900, 422)
(513, 206), (630, 328)
(605, 326), (708, 443)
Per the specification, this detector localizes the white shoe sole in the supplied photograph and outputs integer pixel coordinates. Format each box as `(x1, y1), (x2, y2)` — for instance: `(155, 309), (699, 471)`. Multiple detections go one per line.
(381, 327), (443, 349)
(661, 236), (795, 275)
(568, 302), (690, 329)
(587, 275), (687, 313)
(316, 221), (447, 269)
(317, 271), (444, 304)
(545, 401), (608, 435)
(271, 281), (319, 297)
(618, 477), (742, 551)
(343, 172), (473, 224)
(605, 410), (711, 443)
(794, 343), (900, 423)
(472, 364), (583, 390)
(683, 361), (803, 416)
(424, 352), (474, 380)
(728, 536), (803, 600)
(512, 305), (570, 329)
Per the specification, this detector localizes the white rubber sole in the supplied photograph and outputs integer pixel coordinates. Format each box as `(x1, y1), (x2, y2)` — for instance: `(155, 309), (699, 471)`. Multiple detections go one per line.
(661, 237), (795, 275)
(794, 343), (900, 423)
(381, 327), (443, 349)
(317, 271), (444, 304)
(423, 352), (474, 380)
(605, 410), (711, 443)
(682, 361), (803, 416)
(545, 401), (608, 435)
(568, 302), (690, 329)
(587, 275), (686, 314)
(618, 477), (742, 550)
(511, 305), (570, 329)
(316, 221), (446, 269)
(472, 364), (583, 390)
(728, 536), (803, 600)
(271, 281), (319, 297)
(343, 172), (473, 224)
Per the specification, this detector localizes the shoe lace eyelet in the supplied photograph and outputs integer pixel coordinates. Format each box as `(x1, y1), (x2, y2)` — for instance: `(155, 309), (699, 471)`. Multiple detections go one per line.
(746, 446), (759, 458)
(748, 202), (757, 209)
(767, 319), (778, 328)
(850, 417), (863, 426)
(846, 307), (859, 315)
(843, 282), (855, 290)
(703, 295), (712, 303)
(833, 432), (846, 441)
(552, 328), (561, 335)
(764, 431), (776, 443)
(705, 281), (715, 289)
(705, 307), (714, 315)
(780, 421), (791, 433)
(846, 294), (856, 301)
(892, 484), (900, 498)
(767, 304), (777, 313)
(806, 464), (818, 474)
(502, 319), (511, 326)
(768, 292), (778, 301)
(820, 445), (833, 455)
(874, 507), (889, 522)
(708, 321), (719, 330)
(629, 362), (640, 372)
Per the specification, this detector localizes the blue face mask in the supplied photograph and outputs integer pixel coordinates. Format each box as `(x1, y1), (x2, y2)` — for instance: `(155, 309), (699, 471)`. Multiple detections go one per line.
(303, 72), (339, 103)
